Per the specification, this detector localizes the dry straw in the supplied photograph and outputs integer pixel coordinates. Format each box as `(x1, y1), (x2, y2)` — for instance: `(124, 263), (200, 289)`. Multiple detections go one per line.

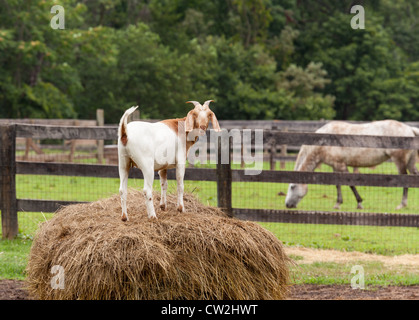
(26, 189), (291, 300)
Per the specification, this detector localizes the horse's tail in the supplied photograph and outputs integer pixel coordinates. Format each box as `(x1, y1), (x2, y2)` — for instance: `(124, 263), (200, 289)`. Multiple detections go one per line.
(411, 126), (419, 159)
(411, 126), (419, 136)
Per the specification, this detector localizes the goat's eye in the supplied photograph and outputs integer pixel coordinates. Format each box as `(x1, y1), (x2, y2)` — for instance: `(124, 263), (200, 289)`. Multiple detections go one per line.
(290, 185), (296, 190)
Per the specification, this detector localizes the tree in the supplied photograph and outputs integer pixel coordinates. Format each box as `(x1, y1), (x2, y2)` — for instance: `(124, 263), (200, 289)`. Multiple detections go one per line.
(277, 62), (335, 119)
(294, 11), (413, 120)
(0, 0), (85, 118)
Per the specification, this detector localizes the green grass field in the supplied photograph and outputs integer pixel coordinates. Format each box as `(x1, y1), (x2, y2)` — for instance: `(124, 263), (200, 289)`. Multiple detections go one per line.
(1, 157), (418, 285)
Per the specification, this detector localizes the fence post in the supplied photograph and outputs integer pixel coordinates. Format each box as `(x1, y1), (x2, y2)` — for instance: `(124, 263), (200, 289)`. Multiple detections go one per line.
(269, 138), (276, 170)
(0, 124), (18, 239)
(269, 124), (279, 170)
(96, 109), (104, 164)
(280, 127), (288, 169)
(216, 135), (232, 217)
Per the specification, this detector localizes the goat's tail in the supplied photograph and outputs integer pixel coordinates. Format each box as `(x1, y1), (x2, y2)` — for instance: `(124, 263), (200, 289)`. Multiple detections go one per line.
(118, 106), (138, 146)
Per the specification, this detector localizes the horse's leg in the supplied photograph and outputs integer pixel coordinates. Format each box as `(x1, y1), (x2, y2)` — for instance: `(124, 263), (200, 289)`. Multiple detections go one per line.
(396, 188), (408, 210)
(395, 153), (419, 210)
(349, 168), (364, 209)
(334, 184), (343, 209)
(394, 159), (408, 210)
(332, 164), (345, 209)
(334, 166), (363, 210)
(350, 185), (364, 209)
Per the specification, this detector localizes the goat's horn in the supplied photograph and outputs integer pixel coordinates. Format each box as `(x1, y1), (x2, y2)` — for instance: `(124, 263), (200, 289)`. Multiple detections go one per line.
(186, 101), (202, 108)
(203, 100), (214, 108)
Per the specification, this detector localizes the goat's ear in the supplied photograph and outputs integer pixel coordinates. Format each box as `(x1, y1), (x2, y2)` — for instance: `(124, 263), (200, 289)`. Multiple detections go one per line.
(185, 110), (195, 132)
(210, 112), (221, 132)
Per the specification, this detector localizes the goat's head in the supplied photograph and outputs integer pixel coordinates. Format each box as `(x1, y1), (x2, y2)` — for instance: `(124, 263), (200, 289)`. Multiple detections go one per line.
(185, 100), (221, 135)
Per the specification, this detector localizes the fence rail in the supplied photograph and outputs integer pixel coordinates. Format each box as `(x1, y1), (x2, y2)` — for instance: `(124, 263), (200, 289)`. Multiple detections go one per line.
(1, 122), (419, 239)
(233, 208), (419, 227)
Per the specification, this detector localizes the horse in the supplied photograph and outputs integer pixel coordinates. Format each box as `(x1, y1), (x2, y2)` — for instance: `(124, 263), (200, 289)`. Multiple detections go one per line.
(285, 120), (419, 210)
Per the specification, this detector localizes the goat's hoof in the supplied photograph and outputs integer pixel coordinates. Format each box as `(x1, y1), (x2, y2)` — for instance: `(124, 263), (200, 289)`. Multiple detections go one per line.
(177, 205), (184, 213)
(396, 204), (406, 210)
(148, 214), (158, 220)
(121, 215), (128, 222)
(333, 204), (341, 210)
(357, 203), (364, 210)
(160, 204), (167, 211)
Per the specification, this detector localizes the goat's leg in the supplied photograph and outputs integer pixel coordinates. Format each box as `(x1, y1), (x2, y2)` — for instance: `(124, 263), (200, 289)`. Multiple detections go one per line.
(118, 157), (130, 222)
(158, 169), (168, 211)
(143, 166), (157, 219)
(176, 163), (185, 212)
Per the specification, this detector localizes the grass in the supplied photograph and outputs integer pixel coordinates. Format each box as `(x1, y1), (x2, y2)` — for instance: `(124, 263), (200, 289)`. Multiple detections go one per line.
(0, 237), (32, 280)
(1, 157), (418, 284)
(260, 222), (419, 255)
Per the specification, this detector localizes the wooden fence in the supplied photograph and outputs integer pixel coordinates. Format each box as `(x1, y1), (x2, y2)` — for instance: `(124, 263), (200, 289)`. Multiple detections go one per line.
(0, 110), (105, 163)
(1, 122), (419, 239)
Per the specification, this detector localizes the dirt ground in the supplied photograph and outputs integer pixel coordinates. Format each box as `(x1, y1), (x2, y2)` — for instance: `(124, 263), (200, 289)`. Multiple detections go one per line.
(0, 279), (418, 300)
(2, 248), (417, 300)
(288, 284), (419, 300)
(284, 247), (419, 269)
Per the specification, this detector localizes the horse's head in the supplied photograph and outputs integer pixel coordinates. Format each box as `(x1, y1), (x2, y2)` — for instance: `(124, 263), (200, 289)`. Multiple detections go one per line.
(285, 183), (308, 208)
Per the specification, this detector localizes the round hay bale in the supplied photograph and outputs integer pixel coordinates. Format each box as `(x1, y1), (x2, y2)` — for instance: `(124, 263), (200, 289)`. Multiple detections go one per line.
(26, 189), (292, 300)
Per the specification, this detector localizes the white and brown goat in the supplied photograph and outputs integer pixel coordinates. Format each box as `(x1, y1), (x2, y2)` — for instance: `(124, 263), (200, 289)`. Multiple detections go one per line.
(118, 100), (221, 221)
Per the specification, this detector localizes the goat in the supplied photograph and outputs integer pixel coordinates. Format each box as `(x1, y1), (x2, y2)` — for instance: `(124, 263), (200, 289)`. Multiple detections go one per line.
(118, 100), (221, 221)
(285, 120), (419, 210)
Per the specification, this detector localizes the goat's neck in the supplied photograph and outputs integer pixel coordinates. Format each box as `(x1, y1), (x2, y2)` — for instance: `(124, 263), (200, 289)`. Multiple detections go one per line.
(186, 138), (197, 154)
(295, 146), (321, 172)
(160, 117), (197, 154)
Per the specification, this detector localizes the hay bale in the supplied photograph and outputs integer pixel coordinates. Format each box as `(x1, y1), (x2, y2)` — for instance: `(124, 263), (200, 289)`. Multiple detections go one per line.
(26, 189), (291, 300)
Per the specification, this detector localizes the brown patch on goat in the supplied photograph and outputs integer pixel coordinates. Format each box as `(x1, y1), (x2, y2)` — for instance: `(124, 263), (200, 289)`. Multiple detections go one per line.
(160, 117), (198, 154)
(120, 124), (128, 146)
(121, 135), (128, 146)
(160, 117), (187, 136)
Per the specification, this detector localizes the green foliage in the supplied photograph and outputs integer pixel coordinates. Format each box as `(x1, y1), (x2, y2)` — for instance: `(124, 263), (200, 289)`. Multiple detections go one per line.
(1, 0), (419, 121)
